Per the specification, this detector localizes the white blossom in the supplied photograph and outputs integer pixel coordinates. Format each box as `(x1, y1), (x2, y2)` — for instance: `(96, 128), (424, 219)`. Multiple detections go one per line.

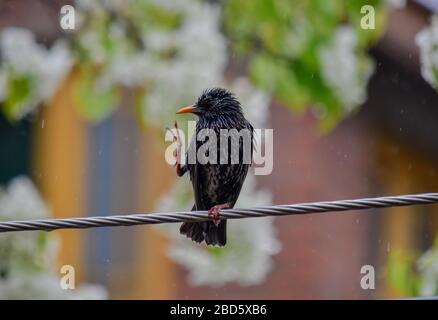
(148, 0), (275, 287)
(319, 26), (374, 111)
(0, 177), (57, 274)
(75, 0), (229, 124)
(140, 1), (271, 129)
(97, 54), (150, 89)
(416, 16), (438, 89)
(0, 176), (49, 221)
(76, 0), (128, 12)
(141, 0), (227, 125)
(385, 0), (407, 9)
(0, 71), (6, 101)
(231, 77), (271, 129)
(0, 176), (107, 299)
(418, 243), (438, 296)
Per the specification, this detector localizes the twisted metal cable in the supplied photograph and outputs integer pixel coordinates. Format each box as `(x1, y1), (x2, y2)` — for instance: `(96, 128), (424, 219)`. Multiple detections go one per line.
(0, 193), (437, 233)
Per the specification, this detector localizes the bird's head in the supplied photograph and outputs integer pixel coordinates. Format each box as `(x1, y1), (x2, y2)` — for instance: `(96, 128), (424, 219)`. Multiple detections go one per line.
(176, 88), (243, 119)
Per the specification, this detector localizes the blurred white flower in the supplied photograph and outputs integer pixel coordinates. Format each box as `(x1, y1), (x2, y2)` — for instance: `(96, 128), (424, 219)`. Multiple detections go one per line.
(76, 0), (128, 12)
(418, 243), (438, 296)
(77, 19), (132, 69)
(0, 28), (72, 118)
(140, 1), (272, 129)
(319, 26), (374, 111)
(156, 175), (281, 287)
(416, 16), (438, 90)
(231, 77), (271, 129)
(96, 53), (150, 89)
(282, 16), (311, 59)
(0, 176), (57, 274)
(141, 0), (227, 126)
(0, 71), (6, 101)
(39, 41), (72, 100)
(0, 274), (107, 300)
(77, 29), (107, 65)
(75, 0), (229, 124)
(0, 176), (107, 299)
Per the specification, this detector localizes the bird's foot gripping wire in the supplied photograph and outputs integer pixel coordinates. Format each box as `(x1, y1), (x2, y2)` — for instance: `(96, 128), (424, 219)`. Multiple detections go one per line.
(208, 203), (230, 226)
(166, 121), (185, 176)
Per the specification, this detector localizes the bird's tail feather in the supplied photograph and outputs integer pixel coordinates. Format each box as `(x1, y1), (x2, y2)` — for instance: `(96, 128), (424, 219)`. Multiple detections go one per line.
(179, 205), (227, 246)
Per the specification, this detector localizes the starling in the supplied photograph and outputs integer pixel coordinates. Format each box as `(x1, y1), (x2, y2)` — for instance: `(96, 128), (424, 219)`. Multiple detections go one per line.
(171, 88), (254, 246)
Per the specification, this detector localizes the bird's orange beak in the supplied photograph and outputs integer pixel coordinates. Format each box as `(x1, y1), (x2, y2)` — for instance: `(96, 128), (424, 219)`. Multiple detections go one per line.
(176, 105), (196, 114)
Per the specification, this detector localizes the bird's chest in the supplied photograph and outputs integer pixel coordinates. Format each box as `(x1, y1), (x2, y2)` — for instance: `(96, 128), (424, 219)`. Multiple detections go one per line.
(198, 165), (232, 202)
(187, 119), (250, 208)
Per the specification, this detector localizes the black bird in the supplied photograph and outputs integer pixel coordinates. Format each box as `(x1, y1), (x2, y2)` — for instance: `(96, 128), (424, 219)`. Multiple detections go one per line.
(171, 88), (254, 246)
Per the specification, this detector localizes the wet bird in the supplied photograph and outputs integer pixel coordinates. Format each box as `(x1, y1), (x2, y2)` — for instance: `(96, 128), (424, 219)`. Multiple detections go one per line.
(171, 88), (254, 246)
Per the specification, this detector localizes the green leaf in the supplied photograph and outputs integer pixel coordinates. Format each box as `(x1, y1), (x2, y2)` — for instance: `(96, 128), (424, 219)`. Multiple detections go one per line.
(2, 73), (36, 121)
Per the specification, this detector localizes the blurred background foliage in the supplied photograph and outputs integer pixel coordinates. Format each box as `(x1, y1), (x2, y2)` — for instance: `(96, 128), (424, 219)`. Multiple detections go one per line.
(223, 0), (385, 128)
(388, 236), (438, 297)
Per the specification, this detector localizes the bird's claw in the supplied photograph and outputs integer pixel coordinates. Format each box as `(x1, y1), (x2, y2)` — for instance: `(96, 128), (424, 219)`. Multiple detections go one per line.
(208, 204), (230, 226)
(166, 121), (182, 168)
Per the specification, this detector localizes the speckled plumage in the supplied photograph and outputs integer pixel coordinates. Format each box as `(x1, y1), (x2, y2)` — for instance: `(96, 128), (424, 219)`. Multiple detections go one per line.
(179, 88), (253, 246)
